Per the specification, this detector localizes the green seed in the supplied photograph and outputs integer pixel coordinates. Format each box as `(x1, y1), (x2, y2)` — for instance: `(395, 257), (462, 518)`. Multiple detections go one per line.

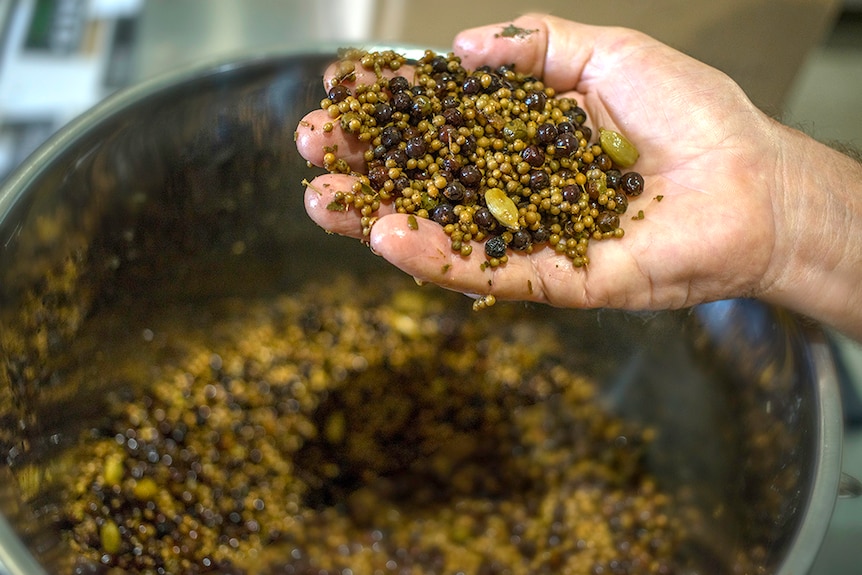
(484, 188), (520, 230)
(599, 128), (639, 168)
(103, 453), (124, 488)
(133, 477), (160, 501)
(100, 519), (121, 554)
(502, 119), (527, 143)
(325, 411), (346, 444)
(419, 193), (438, 211)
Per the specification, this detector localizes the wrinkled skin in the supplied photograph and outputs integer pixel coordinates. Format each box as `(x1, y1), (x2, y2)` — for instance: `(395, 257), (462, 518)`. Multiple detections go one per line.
(295, 14), (862, 341)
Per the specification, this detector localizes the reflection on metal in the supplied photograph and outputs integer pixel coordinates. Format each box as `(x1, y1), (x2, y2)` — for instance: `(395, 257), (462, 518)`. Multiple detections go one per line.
(839, 472), (862, 498)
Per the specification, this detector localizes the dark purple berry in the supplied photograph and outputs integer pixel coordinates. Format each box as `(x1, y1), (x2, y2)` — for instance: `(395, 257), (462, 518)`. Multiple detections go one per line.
(522, 145), (545, 168)
(524, 90), (547, 111)
(380, 126), (402, 148)
(612, 192), (629, 214)
(510, 230), (532, 251)
(441, 95), (460, 109)
(557, 121), (576, 134)
(374, 102), (393, 123)
(388, 76), (410, 93)
(596, 211), (620, 232)
(595, 153), (613, 171)
(328, 84), (351, 103)
(430, 55), (449, 73)
(392, 91), (412, 112)
(430, 203), (458, 226)
(561, 185), (581, 204)
(443, 182), (466, 202)
(484, 235), (508, 258)
(368, 166), (389, 190)
(405, 136), (427, 159)
(554, 133), (579, 157)
(438, 125), (458, 145)
(389, 76), (410, 94)
(461, 135), (477, 156)
(385, 149), (408, 167)
(442, 107), (464, 127)
(605, 169), (622, 190)
(566, 106), (588, 125)
(536, 123), (558, 145)
(462, 76), (482, 95)
(586, 179), (603, 200)
(529, 170), (550, 190)
(531, 226), (550, 243)
(441, 157), (461, 175)
(459, 165), (482, 187)
(473, 207), (497, 232)
(620, 172), (645, 196)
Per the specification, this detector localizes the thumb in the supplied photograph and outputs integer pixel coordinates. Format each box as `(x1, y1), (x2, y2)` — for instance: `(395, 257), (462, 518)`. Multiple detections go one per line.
(452, 13), (650, 94)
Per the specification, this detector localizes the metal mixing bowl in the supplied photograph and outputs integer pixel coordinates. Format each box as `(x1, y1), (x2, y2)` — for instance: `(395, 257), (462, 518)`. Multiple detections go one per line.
(0, 49), (846, 574)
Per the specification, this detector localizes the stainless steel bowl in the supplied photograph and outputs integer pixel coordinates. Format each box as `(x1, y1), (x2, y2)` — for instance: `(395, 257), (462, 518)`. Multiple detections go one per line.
(0, 49), (847, 574)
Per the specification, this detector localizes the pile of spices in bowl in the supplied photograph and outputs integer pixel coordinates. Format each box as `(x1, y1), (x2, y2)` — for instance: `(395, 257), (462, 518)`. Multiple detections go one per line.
(48, 274), (695, 575)
(308, 49), (645, 269)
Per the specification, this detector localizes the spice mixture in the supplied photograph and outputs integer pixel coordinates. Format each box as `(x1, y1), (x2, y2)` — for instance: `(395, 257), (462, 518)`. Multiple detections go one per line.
(52, 275), (689, 575)
(307, 49), (645, 271)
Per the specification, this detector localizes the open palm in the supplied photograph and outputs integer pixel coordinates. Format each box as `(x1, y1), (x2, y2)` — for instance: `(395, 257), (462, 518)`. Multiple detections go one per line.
(295, 14), (781, 311)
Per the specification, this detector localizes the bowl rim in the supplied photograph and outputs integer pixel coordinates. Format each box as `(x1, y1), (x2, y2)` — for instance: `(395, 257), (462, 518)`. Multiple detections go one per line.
(775, 329), (844, 575)
(0, 41), (431, 233)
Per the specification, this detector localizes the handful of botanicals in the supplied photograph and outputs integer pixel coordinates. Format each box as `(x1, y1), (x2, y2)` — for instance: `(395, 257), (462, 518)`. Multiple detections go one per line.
(314, 48), (644, 269)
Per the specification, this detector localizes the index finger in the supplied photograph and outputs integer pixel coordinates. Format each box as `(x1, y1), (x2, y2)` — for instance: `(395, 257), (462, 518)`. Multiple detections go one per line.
(322, 53), (416, 93)
(295, 54), (418, 172)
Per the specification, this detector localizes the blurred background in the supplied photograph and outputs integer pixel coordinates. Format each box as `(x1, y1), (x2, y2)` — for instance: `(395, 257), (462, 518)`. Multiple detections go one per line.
(0, 1), (860, 573)
(1, 0), (860, 182)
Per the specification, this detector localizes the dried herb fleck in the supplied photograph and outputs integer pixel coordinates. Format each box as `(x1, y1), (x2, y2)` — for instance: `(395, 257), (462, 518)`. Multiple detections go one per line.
(495, 24), (538, 38)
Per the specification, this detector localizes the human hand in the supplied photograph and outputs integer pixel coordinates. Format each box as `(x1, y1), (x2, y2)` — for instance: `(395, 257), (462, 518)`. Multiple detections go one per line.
(295, 13), (784, 311)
